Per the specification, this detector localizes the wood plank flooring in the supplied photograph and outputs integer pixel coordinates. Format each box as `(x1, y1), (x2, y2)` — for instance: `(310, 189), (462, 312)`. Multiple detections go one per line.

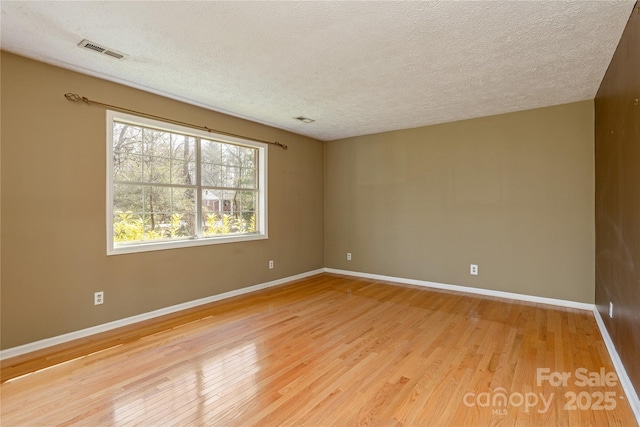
(1, 273), (637, 426)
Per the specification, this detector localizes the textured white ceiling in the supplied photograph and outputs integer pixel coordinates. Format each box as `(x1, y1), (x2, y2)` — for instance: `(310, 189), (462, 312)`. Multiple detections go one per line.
(1, 1), (635, 141)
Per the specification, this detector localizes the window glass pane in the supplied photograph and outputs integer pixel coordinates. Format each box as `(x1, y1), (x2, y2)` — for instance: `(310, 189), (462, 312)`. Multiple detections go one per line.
(201, 189), (253, 236)
(236, 191), (257, 213)
(201, 139), (221, 161)
(143, 155), (171, 184)
(171, 134), (196, 185)
(201, 139), (222, 187)
(222, 190), (235, 214)
(200, 161), (221, 187)
(113, 184), (143, 214)
(239, 147), (257, 189)
(113, 123), (143, 182)
(239, 167), (257, 189)
(171, 135), (196, 185)
(143, 128), (171, 157)
(236, 191), (257, 233)
(142, 212), (170, 241)
(171, 213), (196, 238)
(113, 153), (142, 182)
(171, 160), (196, 185)
(221, 144), (239, 167)
(143, 186), (170, 216)
(202, 189), (223, 215)
(140, 186), (168, 240)
(202, 212), (223, 236)
(171, 188), (196, 237)
(113, 213), (145, 243)
(114, 185), (198, 243)
(171, 134), (195, 162)
(202, 141), (257, 189)
(113, 184), (145, 243)
(113, 123), (143, 155)
(222, 166), (241, 188)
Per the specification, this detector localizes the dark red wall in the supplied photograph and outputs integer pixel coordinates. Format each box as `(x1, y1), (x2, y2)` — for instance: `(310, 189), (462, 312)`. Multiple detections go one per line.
(595, 3), (640, 398)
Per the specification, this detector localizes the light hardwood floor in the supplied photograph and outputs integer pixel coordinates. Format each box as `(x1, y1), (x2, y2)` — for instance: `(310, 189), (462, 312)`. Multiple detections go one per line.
(1, 273), (637, 426)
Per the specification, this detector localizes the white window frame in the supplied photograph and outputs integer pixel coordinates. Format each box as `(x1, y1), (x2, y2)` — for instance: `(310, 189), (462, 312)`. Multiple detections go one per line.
(106, 110), (268, 255)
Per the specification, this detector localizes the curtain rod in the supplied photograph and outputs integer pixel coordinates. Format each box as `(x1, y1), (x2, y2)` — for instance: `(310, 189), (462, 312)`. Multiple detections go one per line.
(63, 93), (288, 150)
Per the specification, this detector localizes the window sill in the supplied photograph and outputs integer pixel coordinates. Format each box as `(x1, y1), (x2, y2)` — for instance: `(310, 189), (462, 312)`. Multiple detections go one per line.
(107, 233), (268, 256)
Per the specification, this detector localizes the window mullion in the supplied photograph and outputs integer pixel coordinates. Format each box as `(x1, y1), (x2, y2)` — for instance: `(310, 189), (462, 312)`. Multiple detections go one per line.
(113, 181), (194, 189)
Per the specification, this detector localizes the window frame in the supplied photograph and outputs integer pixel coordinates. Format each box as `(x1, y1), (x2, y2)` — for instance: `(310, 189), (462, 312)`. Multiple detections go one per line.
(106, 110), (268, 256)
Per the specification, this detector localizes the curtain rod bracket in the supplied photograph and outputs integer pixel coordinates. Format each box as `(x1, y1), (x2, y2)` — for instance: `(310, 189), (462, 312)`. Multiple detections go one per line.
(64, 93), (287, 150)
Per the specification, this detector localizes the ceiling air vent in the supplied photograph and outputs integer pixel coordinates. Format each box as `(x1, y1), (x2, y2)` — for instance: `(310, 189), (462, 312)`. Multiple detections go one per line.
(294, 116), (315, 124)
(78, 39), (126, 60)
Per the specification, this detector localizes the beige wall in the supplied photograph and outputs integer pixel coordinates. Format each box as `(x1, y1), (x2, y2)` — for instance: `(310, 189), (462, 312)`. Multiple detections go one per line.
(325, 101), (595, 303)
(1, 51), (597, 351)
(0, 52), (324, 349)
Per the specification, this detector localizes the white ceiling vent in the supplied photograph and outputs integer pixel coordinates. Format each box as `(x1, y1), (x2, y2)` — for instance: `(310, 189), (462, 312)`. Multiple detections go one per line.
(78, 39), (125, 60)
(294, 116), (315, 124)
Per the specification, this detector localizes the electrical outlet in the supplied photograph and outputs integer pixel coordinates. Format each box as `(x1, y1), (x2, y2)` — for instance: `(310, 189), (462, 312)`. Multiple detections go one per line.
(470, 264), (478, 275)
(609, 302), (613, 318)
(269, 260), (274, 269)
(347, 252), (352, 261)
(94, 291), (104, 305)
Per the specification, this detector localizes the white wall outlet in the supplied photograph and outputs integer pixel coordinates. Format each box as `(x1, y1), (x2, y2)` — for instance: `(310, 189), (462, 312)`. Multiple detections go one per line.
(94, 291), (104, 305)
(470, 264), (478, 275)
(609, 302), (613, 318)
(269, 260), (274, 269)
(347, 252), (352, 261)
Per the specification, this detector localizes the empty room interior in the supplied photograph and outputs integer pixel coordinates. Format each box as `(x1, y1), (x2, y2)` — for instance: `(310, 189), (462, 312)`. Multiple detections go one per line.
(1, 1), (639, 426)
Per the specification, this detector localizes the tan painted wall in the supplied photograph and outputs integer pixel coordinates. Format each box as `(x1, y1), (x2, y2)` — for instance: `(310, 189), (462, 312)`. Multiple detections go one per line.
(0, 52), (324, 349)
(1, 51), (597, 350)
(325, 101), (595, 303)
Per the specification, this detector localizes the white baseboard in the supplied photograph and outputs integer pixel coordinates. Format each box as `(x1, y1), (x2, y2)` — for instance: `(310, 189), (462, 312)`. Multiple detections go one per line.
(0, 269), (325, 361)
(593, 308), (640, 425)
(324, 268), (594, 310)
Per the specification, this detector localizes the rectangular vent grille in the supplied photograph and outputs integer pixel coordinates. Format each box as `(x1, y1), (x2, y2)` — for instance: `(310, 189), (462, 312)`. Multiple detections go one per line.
(78, 39), (125, 60)
(103, 50), (124, 59)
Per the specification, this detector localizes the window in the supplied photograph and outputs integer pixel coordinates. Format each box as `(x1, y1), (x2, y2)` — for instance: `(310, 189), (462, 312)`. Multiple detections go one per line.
(107, 111), (267, 255)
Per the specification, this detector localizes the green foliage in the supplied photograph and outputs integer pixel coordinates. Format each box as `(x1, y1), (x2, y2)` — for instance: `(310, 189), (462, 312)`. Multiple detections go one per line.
(249, 215), (256, 232)
(170, 213), (184, 238)
(113, 212), (162, 242)
(114, 211), (256, 243)
(203, 213), (256, 236)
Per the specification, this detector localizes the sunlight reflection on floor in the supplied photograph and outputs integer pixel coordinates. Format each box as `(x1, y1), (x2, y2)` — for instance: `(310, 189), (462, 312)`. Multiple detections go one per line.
(113, 342), (259, 424)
